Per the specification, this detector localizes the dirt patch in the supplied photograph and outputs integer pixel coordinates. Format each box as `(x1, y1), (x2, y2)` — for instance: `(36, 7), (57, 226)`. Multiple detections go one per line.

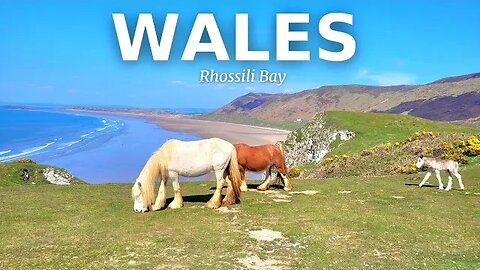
(215, 207), (239, 213)
(268, 193), (291, 199)
(272, 199), (291, 203)
(289, 190), (318, 195)
(256, 190), (280, 194)
(249, 229), (284, 242)
(238, 255), (287, 270)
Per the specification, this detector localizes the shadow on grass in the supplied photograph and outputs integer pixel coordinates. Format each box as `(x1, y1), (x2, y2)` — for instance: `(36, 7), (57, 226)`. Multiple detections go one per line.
(207, 183), (285, 191)
(247, 183), (285, 190)
(166, 194), (213, 204)
(405, 183), (442, 188)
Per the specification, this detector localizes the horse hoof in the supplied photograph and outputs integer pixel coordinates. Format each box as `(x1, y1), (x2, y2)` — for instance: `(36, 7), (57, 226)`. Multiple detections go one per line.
(257, 184), (269, 191)
(222, 197), (236, 206)
(152, 205), (164, 211)
(205, 201), (221, 209)
(168, 201), (183, 209)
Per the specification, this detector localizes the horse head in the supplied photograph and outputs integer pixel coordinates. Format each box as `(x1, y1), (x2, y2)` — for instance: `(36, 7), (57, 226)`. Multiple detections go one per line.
(416, 155), (425, 169)
(132, 181), (149, 213)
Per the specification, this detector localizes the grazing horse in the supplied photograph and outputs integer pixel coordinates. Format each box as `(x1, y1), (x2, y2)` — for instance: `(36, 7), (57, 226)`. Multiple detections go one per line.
(132, 138), (242, 212)
(416, 155), (464, 191)
(234, 143), (292, 191)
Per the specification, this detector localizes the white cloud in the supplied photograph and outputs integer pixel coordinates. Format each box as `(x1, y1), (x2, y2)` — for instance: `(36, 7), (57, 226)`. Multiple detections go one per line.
(356, 68), (415, 86)
(170, 80), (190, 87)
(27, 83), (55, 91)
(245, 86), (256, 92)
(213, 84), (226, 89)
(355, 68), (369, 79)
(38, 84), (54, 90)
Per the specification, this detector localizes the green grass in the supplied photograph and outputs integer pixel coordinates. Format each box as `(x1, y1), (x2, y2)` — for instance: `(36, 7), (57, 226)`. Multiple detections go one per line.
(0, 161), (85, 186)
(200, 114), (306, 131)
(1, 164), (479, 269)
(324, 111), (478, 156)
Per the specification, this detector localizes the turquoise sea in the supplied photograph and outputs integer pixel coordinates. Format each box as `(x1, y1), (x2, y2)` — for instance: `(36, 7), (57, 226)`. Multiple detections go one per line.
(0, 107), (204, 183)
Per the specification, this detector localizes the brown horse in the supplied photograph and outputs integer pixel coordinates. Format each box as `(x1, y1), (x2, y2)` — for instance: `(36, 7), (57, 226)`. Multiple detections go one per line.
(234, 143), (293, 191)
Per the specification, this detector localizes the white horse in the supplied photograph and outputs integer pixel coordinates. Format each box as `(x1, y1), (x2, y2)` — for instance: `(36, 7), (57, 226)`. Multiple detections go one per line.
(132, 138), (242, 212)
(416, 155), (464, 191)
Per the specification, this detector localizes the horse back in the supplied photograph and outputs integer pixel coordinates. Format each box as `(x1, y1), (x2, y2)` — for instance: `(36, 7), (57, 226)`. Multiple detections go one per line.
(234, 143), (285, 172)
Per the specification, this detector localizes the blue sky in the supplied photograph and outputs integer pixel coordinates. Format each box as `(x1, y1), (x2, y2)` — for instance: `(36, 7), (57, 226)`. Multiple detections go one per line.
(1, 0), (479, 109)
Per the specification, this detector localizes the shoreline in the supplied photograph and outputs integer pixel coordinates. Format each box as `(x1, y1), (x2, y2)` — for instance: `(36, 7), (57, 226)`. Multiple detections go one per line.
(64, 108), (290, 145)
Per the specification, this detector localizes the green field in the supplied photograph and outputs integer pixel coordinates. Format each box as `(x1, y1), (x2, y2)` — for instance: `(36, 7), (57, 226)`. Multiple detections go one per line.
(1, 162), (479, 269)
(324, 111), (478, 157)
(200, 114), (306, 131)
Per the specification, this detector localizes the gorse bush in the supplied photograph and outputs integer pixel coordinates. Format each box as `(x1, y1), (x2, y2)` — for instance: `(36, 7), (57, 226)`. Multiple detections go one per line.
(306, 132), (480, 178)
(464, 135), (480, 156)
(15, 158), (36, 164)
(288, 167), (302, 178)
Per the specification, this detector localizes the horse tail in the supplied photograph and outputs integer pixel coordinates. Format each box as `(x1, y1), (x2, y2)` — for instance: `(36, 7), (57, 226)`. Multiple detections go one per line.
(228, 148), (242, 200)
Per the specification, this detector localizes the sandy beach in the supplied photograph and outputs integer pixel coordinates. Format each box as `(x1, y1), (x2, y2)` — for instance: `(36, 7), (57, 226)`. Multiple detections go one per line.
(66, 108), (290, 145)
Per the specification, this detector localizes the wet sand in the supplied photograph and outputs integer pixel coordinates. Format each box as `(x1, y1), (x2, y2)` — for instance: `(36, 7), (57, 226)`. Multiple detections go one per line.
(66, 108), (290, 145)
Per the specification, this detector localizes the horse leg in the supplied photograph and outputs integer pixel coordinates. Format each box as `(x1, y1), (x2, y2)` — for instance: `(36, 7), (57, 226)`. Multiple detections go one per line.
(275, 161), (293, 191)
(419, 171), (432, 187)
(222, 176), (236, 206)
(239, 165), (248, 192)
(168, 172), (183, 209)
(453, 171), (465, 190)
(280, 173), (293, 191)
(445, 171), (453, 191)
(152, 176), (167, 211)
(205, 170), (224, 209)
(257, 166), (275, 191)
(434, 170), (444, 190)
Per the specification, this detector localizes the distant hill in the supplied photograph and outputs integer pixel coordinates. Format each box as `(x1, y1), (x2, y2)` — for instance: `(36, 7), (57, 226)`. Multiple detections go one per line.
(211, 72), (480, 122)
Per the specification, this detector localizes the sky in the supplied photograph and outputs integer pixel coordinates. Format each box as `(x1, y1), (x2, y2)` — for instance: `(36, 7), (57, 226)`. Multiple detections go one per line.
(0, 0), (479, 109)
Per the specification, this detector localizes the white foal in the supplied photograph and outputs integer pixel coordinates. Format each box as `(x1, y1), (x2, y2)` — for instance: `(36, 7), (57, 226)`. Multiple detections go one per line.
(416, 155), (464, 191)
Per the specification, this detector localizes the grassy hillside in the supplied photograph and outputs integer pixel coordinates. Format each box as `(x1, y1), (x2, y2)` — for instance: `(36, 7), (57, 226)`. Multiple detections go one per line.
(198, 113), (305, 131)
(0, 160), (85, 187)
(1, 167), (479, 269)
(324, 111), (478, 157)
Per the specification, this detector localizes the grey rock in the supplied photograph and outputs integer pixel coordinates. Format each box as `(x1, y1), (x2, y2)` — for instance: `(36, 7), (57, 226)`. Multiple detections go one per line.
(42, 167), (72, 185)
(282, 113), (355, 167)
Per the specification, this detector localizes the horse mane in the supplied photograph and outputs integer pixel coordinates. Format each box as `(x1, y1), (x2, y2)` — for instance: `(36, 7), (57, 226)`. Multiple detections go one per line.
(275, 142), (288, 175)
(275, 141), (285, 156)
(136, 140), (173, 207)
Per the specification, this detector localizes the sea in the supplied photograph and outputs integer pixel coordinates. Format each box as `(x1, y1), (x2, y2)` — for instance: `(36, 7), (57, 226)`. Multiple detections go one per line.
(0, 107), (212, 183)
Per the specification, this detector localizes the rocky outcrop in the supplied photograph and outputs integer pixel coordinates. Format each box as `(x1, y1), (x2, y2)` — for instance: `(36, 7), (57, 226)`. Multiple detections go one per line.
(42, 167), (73, 185)
(283, 113), (355, 167)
